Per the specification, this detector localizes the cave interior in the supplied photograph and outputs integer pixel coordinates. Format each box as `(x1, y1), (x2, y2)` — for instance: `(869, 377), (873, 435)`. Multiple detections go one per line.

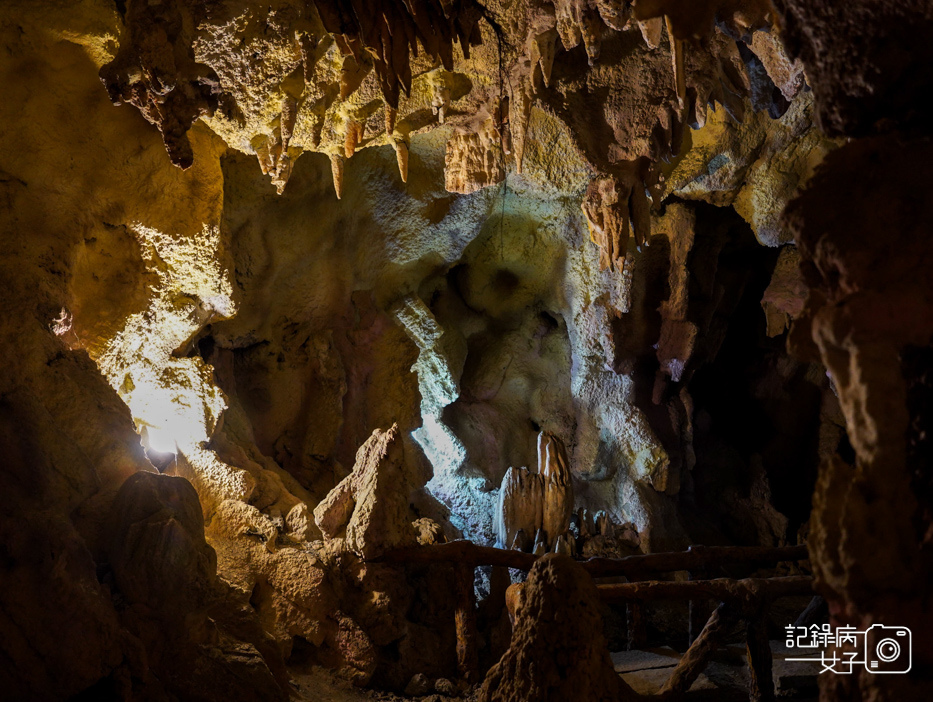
(1, 1), (932, 701)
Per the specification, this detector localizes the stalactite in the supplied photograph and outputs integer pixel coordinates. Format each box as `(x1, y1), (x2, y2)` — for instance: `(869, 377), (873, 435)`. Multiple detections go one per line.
(344, 119), (364, 159)
(330, 152), (344, 199)
(311, 0), (482, 110)
(638, 17), (664, 49)
(666, 16), (686, 109)
(393, 136), (410, 183)
(534, 29), (558, 89)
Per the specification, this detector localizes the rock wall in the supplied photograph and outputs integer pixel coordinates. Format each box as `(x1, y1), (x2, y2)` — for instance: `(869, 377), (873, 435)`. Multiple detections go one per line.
(777, 1), (933, 699)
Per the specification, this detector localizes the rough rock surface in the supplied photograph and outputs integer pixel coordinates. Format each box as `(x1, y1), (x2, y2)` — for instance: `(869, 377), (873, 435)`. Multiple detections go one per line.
(106, 471), (288, 701)
(479, 553), (637, 702)
(775, 3), (933, 699)
(776, 0), (933, 137)
(785, 135), (933, 701)
(314, 424), (418, 559)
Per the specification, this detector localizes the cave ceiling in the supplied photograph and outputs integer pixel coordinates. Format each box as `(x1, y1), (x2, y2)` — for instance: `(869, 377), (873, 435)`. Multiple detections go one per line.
(96, 0), (818, 261)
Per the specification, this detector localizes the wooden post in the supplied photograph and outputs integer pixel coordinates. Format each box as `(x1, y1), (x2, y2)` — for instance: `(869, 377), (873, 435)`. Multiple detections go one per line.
(687, 568), (709, 646)
(454, 562), (479, 682)
(660, 601), (739, 698)
(793, 595), (828, 628)
(626, 577), (648, 650)
(745, 607), (775, 702)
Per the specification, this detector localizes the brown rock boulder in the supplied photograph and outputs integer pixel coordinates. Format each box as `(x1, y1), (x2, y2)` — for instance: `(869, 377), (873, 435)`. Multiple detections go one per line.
(107, 471), (288, 701)
(107, 471), (217, 633)
(313, 424), (416, 559)
(479, 554), (636, 702)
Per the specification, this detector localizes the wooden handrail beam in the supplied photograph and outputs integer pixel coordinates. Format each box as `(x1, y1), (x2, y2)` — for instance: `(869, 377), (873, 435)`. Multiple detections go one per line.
(597, 575), (814, 604)
(376, 540), (809, 578)
(377, 540), (538, 570)
(582, 544), (809, 578)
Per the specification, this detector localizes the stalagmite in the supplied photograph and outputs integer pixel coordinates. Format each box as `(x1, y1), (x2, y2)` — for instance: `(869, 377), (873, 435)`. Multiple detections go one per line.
(8, 0), (904, 699)
(312, 425), (414, 560)
(595, 510), (611, 537)
(330, 153), (345, 200)
(510, 528), (530, 552)
(578, 507), (594, 540)
(496, 433), (575, 552)
(532, 528), (549, 555)
(496, 466), (544, 549)
(538, 432), (574, 547)
(553, 531), (574, 556)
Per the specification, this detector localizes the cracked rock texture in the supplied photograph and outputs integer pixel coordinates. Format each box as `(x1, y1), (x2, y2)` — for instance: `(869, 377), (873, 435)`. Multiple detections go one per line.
(479, 553), (637, 702)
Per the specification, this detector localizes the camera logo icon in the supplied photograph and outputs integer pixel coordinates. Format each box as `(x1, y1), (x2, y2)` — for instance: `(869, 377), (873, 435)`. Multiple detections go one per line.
(864, 624), (912, 673)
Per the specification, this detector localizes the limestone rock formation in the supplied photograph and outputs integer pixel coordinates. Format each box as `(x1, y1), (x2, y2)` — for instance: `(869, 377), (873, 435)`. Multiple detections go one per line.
(445, 119), (507, 194)
(761, 245), (806, 337)
(70, 0), (823, 272)
(314, 424), (418, 560)
(496, 432), (573, 550)
(538, 431), (574, 545)
(5, 0), (932, 699)
(99, 0), (222, 169)
(775, 0), (933, 137)
(496, 466), (544, 549)
(785, 135), (933, 697)
(105, 472), (289, 702)
(107, 471), (217, 629)
(479, 553), (637, 702)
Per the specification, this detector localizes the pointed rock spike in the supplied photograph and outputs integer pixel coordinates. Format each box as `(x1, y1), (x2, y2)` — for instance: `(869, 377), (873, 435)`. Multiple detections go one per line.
(330, 153), (344, 199)
(536, 29), (558, 89)
(344, 119), (363, 159)
(638, 17), (663, 50)
(394, 138), (409, 183)
(666, 15), (686, 108)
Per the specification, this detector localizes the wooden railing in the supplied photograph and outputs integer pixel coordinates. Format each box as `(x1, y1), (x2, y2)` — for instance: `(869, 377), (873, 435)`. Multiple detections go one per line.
(376, 540), (812, 699)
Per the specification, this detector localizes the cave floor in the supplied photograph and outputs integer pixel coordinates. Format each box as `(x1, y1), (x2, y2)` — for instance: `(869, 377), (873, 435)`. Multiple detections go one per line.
(612, 642), (820, 700)
(290, 668), (477, 702)
(290, 641), (819, 701)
